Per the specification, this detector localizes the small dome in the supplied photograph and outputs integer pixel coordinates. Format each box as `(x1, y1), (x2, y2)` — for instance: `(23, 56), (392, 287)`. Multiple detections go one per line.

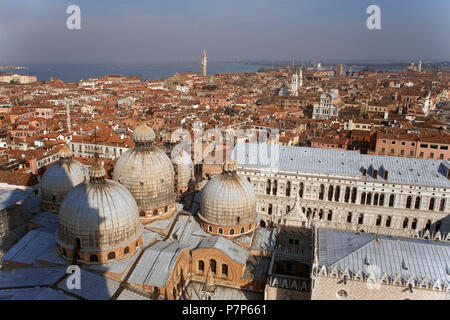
(132, 123), (155, 144)
(89, 158), (106, 179)
(40, 154), (87, 213)
(58, 159), (142, 261)
(172, 148), (193, 190)
(199, 166), (256, 229)
(58, 145), (73, 158)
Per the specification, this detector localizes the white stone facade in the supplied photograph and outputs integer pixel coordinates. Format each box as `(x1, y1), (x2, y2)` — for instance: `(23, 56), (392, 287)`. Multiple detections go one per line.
(237, 166), (449, 239)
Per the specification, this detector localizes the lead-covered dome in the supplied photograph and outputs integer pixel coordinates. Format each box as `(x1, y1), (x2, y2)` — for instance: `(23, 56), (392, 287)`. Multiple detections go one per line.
(172, 148), (194, 194)
(199, 161), (257, 237)
(40, 145), (87, 213)
(113, 123), (176, 219)
(57, 157), (143, 264)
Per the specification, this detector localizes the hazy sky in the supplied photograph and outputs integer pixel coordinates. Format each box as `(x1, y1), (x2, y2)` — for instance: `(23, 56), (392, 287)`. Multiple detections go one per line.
(0, 0), (449, 64)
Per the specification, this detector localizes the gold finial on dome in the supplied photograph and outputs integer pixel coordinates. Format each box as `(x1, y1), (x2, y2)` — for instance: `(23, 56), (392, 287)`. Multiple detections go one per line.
(132, 123), (155, 144)
(223, 160), (237, 174)
(90, 155), (106, 181)
(58, 144), (73, 159)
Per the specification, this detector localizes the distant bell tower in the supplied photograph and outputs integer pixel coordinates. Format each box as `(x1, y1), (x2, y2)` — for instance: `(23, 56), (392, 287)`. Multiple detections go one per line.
(290, 73), (298, 96)
(418, 60), (422, 73)
(201, 49), (207, 76)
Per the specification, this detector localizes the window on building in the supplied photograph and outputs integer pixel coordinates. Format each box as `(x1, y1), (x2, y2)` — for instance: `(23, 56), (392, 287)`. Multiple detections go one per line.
(414, 196), (421, 209)
(389, 195), (395, 207)
(429, 198), (435, 211)
(403, 218), (409, 229)
(210, 260), (217, 273)
(327, 210), (333, 221)
(411, 218), (417, 230)
(222, 264), (228, 277)
(385, 216), (392, 227)
(198, 260), (204, 272)
(328, 185), (334, 201)
(406, 196), (412, 209)
(347, 212), (352, 224)
(358, 214), (364, 225)
(376, 215), (382, 226)
(439, 199), (446, 211)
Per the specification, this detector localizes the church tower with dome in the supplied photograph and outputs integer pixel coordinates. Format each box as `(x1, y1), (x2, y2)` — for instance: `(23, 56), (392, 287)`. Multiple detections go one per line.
(113, 123), (177, 221)
(57, 155), (143, 264)
(198, 160), (257, 238)
(40, 145), (87, 213)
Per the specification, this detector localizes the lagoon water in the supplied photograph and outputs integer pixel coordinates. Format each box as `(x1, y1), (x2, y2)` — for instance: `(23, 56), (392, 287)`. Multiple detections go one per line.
(4, 62), (265, 82)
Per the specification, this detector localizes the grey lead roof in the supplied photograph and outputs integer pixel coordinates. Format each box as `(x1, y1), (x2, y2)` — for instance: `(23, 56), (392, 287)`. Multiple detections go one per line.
(317, 229), (450, 283)
(196, 236), (249, 265)
(232, 143), (450, 188)
(128, 241), (188, 288)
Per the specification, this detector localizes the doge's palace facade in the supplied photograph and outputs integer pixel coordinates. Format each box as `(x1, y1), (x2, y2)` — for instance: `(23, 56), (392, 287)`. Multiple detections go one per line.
(232, 143), (450, 240)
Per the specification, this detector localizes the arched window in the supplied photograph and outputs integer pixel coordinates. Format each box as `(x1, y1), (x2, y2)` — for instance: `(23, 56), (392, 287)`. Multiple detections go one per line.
(379, 194), (385, 206)
(385, 216), (392, 227)
(140, 211), (146, 217)
(218, 228), (223, 234)
(299, 182), (304, 198)
(90, 254), (98, 262)
(429, 198), (435, 211)
(366, 193), (372, 205)
(286, 181), (291, 197)
(389, 194), (395, 207)
(414, 196), (421, 209)
(319, 184), (324, 200)
(328, 185), (334, 201)
(403, 218), (409, 229)
(439, 199), (446, 211)
(266, 179), (271, 195)
(373, 193), (378, 206)
(351, 187), (357, 203)
(347, 212), (352, 224)
(360, 192), (366, 205)
(198, 260), (204, 272)
(344, 186), (350, 203)
(358, 214), (364, 225)
(334, 186), (340, 202)
(222, 264), (228, 277)
(208, 225), (212, 232)
(164, 206), (168, 212)
(425, 219), (432, 230)
(376, 215), (382, 226)
(406, 196), (412, 209)
(241, 227), (245, 234)
(268, 204), (273, 215)
(210, 259), (217, 274)
(327, 210), (333, 221)
(230, 229), (235, 235)
(272, 180), (278, 195)
(411, 218), (417, 230)
(153, 209), (158, 216)
(108, 252), (116, 260)
(124, 247), (129, 255)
